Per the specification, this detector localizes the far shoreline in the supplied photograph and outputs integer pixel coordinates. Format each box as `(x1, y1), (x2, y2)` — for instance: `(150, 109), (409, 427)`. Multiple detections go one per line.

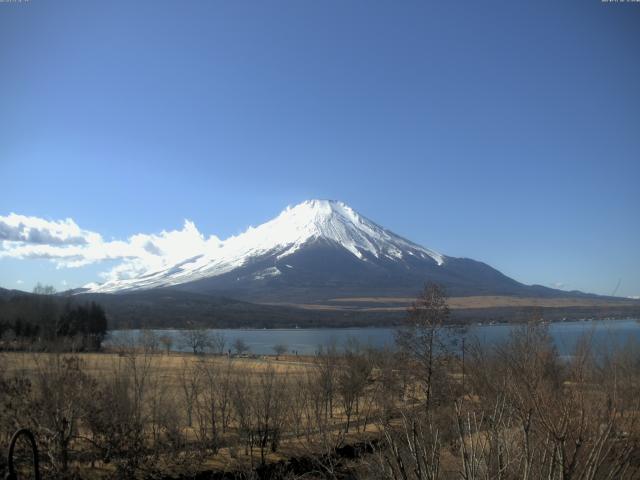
(106, 310), (640, 331)
(107, 316), (636, 332)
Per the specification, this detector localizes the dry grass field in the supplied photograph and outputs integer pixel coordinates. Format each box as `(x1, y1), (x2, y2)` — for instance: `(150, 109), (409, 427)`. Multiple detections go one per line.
(332, 295), (640, 308)
(0, 349), (385, 478)
(267, 295), (640, 312)
(2, 350), (315, 375)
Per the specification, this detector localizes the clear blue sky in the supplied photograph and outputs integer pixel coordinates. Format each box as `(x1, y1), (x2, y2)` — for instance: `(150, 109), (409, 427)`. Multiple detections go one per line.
(1, 0), (639, 297)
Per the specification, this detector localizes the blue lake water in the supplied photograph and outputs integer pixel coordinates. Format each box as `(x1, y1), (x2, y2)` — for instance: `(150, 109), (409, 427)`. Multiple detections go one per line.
(106, 318), (640, 356)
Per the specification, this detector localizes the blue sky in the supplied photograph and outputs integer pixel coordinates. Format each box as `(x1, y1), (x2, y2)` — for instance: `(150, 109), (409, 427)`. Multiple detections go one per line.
(1, 0), (639, 297)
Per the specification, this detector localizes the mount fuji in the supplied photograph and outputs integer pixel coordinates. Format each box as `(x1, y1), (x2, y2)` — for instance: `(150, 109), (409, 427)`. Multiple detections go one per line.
(85, 200), (575, 303)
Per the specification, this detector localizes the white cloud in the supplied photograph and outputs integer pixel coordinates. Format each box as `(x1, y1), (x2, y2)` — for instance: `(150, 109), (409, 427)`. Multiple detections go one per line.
(0, 213), (98, 245)
(552, 282), (566, 289)
(0, 213), (221, 282)
(628, 295), (640, 300)
(16, 279), (24, 285)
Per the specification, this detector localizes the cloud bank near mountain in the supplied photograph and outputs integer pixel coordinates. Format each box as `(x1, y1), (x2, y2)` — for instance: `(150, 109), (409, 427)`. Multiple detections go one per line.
(0, 213), (220, 281)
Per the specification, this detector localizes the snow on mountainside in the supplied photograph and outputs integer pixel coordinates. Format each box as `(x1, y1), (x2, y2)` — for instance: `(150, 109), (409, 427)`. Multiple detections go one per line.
(87, 200), (445, 293)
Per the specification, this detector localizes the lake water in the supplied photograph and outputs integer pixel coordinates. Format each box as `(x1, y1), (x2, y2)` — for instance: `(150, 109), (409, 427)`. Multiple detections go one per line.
(106, 318), (640, 356)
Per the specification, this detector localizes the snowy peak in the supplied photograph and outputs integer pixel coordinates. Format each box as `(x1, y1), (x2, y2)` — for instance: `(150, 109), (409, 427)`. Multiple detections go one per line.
(241, 199), (444, 264)
(86, 200), (445, 293)
(279, 199), (364, 227)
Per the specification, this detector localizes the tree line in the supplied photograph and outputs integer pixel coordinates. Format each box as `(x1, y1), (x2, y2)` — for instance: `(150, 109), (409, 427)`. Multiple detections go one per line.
(0, 284), (108, 351)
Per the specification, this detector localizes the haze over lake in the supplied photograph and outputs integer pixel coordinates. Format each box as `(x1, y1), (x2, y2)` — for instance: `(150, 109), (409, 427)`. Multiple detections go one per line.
(107, 318), (640, 356)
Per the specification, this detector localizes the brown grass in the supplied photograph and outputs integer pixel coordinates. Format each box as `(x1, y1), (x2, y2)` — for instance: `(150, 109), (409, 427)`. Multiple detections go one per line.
(1, 350), (316, 379)
(278, 295), (640, 311)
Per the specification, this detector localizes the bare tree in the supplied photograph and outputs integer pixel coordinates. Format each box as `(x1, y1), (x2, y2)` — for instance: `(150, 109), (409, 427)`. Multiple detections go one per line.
(180, 328), (212, 355)
(457, 323), (640, 480)
(231, 372), (254, 462)
(31, 354), (94, 475)
(217, 358), (235, 433)
(141, 329), (159, 353)
(233, 338), (249, 355)
(179, 359), (201, 428)
(193, 356), (236, 454)
(209, 332), (226, 355)
(376, 409), (442, 480)
(372, 346), (405, 421)
(273, 343), (287, 360)
(252, 365), (288, 464)
(316, 341), (339, 422)
(82, 349), (155, 477)
(159, 334), (173, 355)
(33, 283), (57, 295)
(395, 282), (450, 412)
(337, 341), (371, 433)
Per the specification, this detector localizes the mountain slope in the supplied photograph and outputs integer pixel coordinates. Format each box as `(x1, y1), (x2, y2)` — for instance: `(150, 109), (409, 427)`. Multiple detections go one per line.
(88, 200), (445, 294)
(85, 200), (594, 302)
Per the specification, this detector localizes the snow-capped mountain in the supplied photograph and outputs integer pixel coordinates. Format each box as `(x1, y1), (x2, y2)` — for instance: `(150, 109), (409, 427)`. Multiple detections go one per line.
(85, 200), (559, 301)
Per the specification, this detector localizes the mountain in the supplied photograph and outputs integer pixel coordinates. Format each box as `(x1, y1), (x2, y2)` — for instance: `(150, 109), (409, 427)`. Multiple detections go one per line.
(85, 199), (597, 303)
(0, 287), (30, 301)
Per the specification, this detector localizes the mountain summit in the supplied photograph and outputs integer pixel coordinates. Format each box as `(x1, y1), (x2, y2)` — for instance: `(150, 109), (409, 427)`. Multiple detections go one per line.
(245, 199), (444, 265)
(86, 200), (568, 301)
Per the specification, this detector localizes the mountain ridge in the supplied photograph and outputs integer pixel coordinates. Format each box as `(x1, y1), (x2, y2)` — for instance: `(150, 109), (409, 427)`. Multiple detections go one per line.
(84, 200), (604, 303)
(86, 199), (446, 294)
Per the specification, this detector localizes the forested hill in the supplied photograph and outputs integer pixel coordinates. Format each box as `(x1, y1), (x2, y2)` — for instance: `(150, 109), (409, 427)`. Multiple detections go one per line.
(0, 287), (107, 350)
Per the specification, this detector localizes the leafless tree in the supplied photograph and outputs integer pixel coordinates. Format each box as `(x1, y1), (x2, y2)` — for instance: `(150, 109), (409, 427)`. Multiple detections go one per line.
(159, 334), (173, 355)
(180, 328), (212, 355)
(337, 342), (371, 433)
(230, 371), (254, 461)
(179, 359), (201, 428)
(233, 337), (249, 355)
(141, 329), (159, 353)
(273, 343), (287, 360)
(316, 341), (339, 422)
(30, 354), (94, 476)
(217, 358), (235, 433)
(372, 346), (404, 421)
(458, 323), (640, 480)
(194, 357), (235, 453)
(253, 365), (288, 464)
(376, 409), (442, 480)
(396, 282), (450, 413)
(209, 331), (226, 355)
(82, 350), (154, 477)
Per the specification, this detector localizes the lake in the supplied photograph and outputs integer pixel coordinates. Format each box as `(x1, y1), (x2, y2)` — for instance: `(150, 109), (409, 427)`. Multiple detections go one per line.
(106, 318), (640, 356)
